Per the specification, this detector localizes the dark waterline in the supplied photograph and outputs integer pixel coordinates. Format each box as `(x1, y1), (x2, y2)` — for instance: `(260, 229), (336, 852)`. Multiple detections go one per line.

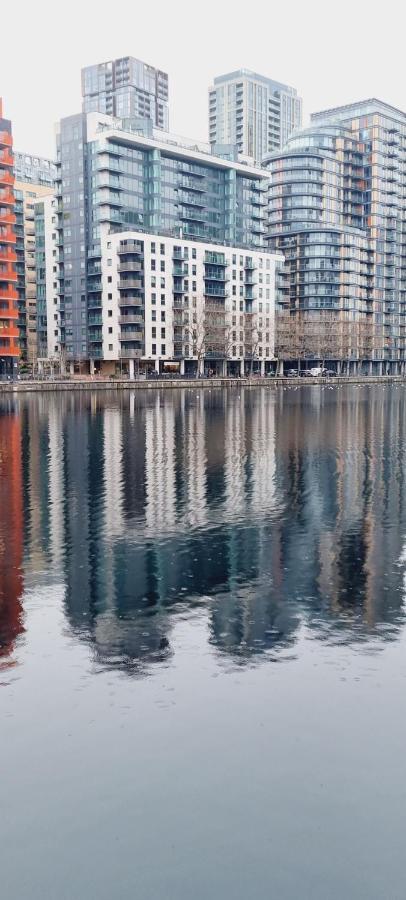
(1, 384), (406, 899)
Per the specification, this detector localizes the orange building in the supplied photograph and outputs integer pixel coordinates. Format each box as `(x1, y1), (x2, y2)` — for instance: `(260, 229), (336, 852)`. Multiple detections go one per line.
(0, 98), (19, 376)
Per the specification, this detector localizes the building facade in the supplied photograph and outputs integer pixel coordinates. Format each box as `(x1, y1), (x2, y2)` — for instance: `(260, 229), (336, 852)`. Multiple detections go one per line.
(209, 70), (302, 164)
(81, 57), (169, 130)
(14, 171), (54, 367)
(265, 100), (406, 373)
(0, 99), (19, 377)
(96, 232), (278, 376)
(13, 152), (55, 186)
(35, 195), (60, 362)
(52, 111), (277, 374)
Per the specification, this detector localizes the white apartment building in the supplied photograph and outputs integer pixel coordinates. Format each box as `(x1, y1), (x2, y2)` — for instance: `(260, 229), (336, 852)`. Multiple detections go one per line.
(94, 231), (282, 377)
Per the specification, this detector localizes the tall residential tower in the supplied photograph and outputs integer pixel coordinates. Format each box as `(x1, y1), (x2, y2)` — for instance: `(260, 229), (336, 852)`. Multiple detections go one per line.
(53, 111), (280, 376)
(81, 56), (169, 130)
(265, 99), (406, 374)
(0, 99), (19, 377)
(209, 70), (302, 164)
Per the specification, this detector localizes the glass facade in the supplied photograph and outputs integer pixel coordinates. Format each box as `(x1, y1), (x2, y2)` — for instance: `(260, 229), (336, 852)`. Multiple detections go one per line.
(55, 112), (271, 364)
(265, 103), (406, 370)
(82, 57), (169, 131)
(209, 70), (302, 164)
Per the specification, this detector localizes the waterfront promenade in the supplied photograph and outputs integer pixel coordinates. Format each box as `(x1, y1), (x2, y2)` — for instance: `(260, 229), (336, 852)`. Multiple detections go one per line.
(0, 374), (405, 393)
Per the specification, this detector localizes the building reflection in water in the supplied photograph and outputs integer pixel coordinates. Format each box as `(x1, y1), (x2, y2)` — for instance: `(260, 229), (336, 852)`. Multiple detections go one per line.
(13, 385), (406, 674)
(0, 401), (24, 666)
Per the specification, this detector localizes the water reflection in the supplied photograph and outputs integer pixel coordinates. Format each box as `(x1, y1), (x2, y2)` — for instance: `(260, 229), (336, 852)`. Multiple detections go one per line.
(3, 385), (406, 673)
(0, 401), (24, 666)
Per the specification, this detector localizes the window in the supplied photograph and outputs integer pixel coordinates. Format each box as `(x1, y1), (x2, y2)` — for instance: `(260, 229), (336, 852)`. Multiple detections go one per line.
(232, 254), (236, 265)
(108, 276), (112, 283)
(160, 243), (165, 254)
(108, 327), (112, 334)
(151, 327), (156, 338)
(151, 259), (156, 270)
(152, 343), (156, 355)
(108, 310), (112, 317)
(160, 260), (165, 272)
(160, 294), (165, 304)
(108, 293), (112, 300)
(151, 242), (156, 254)
(161, 327), (165, 338)
(192, 248), (196, 259)
(161, 310), (165, 322)
(161, 344), (166, 355)
(108, 344), (113, 351)
(160, 278), (165, 288)
(152, 310), (156, 321)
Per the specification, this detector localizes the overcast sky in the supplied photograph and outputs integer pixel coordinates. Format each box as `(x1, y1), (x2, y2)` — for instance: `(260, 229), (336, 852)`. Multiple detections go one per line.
(1, 0), (403, 158)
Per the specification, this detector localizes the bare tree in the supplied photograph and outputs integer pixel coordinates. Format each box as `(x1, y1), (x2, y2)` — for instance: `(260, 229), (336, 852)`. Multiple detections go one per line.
(182, 299), (232, 377)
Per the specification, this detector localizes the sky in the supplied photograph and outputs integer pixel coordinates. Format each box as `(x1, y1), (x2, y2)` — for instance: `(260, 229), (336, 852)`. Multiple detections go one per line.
(1, 0), (404, 159)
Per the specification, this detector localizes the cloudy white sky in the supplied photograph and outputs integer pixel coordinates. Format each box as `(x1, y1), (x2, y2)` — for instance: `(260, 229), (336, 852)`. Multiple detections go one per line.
(1, 0), (403, 158)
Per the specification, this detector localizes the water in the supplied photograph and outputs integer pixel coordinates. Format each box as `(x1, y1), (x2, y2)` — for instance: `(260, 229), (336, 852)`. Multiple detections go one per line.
(1, 384), (406, 899)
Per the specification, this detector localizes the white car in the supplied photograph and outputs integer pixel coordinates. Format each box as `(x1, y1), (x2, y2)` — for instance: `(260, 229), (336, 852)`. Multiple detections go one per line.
(309, 367), (323, 377)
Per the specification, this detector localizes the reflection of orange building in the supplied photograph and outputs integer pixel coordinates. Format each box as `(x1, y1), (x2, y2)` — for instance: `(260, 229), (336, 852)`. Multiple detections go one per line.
(0, 407), (23, 661)
(0, 98), (19, 376)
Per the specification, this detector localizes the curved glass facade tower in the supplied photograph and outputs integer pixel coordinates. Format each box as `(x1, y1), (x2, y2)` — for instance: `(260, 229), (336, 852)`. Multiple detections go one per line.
(266, 100), (406, 373)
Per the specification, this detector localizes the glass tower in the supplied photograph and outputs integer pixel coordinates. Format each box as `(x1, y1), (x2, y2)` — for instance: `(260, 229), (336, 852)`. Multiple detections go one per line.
(265, 99), (406, 373)
(82, 57), (169, 131)
(209, 70), (302, 164)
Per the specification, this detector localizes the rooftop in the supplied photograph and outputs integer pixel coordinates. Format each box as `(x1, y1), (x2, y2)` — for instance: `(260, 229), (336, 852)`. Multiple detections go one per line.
(212, 70), (298, 96)
(311, 98), (406, 125)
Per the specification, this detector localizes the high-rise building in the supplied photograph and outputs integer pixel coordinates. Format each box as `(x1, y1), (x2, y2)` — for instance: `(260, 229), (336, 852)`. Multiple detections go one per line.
(14, 160), (54, 367)
(35, 195), (60, 362)
(265, 99), (406, 374)
(0, 99), (19, 377)
(52, 110), (280, 375)
(81, 56), (169, 130)
(209, 70), (302, 163)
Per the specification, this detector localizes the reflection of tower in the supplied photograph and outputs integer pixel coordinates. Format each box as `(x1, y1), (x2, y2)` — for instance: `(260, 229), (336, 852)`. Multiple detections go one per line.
(0, 404), (23, 660)
(145, 392), (176, 534)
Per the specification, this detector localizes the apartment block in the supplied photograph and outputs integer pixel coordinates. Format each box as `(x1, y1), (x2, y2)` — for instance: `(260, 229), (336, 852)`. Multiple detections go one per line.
(265, 99), (406, 373)
(53, 110), (274, 373)
(0, 99), (19, 377)
(82, 56), (169, 130)
(96, 231), (279, 376)
(14, 176), (54, 366)
(209, 70), (302, 164)
(35, 195), (60, 362)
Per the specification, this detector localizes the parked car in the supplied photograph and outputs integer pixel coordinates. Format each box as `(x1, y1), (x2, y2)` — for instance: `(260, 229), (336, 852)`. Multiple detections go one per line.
(299, 370), (311, 377)
(309, 367), (323, 377)
(286, 368), (299, 377)
(322, 369), (337, 377)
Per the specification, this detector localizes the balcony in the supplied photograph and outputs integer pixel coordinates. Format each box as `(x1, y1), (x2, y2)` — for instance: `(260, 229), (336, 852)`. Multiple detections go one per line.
(87, 280), (103, 292)
(88, 297), (103, 309)
(0, 131), (12, 148)
(118, 277), (142, 291)
(117, 241), (143, 256)
(204, 285), (227, 298)
(88, 316), (103, 326)
(119, 314), (143, 326)
(0, 170), (13, 187)
(0, 210), (16, 226)
(118, 297), (143, 309)
(119, 347), (143, 358)
(117, 261), (142, 273)
(0, 150), (13, 168)
(119, 329), (144, 341)
(0, 189), (14, 207)
(205, 252), (226, 266)
(88, 331), (103, 342)
(0, 247), (16, 263)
